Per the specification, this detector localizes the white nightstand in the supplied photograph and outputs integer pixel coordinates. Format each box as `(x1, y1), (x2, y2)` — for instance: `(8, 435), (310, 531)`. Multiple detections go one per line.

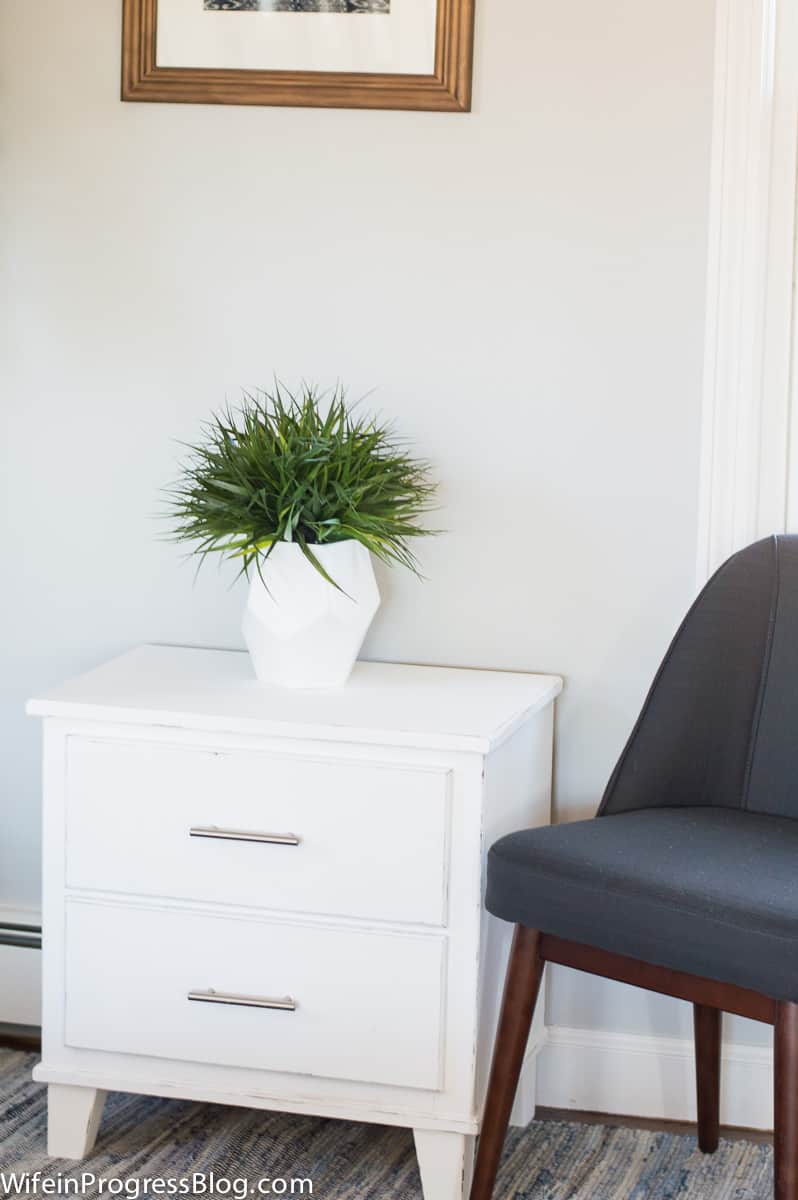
(28, 645), (561, 1200)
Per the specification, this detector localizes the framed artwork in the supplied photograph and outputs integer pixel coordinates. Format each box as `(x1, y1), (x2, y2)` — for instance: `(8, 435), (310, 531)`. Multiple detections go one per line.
(121, 0), (476, 112)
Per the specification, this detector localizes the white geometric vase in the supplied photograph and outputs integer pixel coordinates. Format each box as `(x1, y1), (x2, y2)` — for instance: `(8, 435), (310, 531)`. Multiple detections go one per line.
(242, 539), (380, 689)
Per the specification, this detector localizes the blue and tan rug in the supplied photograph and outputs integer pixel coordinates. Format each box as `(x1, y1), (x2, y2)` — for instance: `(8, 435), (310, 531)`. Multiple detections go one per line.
(0, 1050), (772, 1198)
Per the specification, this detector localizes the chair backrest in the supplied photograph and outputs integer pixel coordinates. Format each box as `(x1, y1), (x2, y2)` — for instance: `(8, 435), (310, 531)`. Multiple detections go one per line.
(599, 534), (798, 819)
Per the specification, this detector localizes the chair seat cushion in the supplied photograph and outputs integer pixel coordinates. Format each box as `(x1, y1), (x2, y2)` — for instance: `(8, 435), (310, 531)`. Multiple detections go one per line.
(487, 806), (798, 1001)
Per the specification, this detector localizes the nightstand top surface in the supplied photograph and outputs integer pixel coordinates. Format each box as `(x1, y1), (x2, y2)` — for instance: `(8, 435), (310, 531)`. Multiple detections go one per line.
(28, 645), (562, 753)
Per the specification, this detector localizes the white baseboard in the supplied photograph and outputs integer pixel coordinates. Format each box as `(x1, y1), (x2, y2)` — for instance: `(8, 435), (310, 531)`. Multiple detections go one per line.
(536, 1025), (773, 1131)
(509, 1031), (546, 1128)
(0, 907), (41, 1027)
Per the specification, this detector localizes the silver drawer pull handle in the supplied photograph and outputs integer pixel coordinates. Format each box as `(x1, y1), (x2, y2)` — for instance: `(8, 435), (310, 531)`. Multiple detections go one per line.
(188, 989), (296, 1012)
(189, 826), (301, 847)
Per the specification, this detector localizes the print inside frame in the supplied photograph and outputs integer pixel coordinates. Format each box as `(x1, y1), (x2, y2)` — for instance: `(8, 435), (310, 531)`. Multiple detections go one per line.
(122, 0), (475, 111)
(204, 2), (390, 10)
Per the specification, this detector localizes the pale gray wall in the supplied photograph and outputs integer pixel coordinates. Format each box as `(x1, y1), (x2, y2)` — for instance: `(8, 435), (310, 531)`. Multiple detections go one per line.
(1, 0), (720, 1038)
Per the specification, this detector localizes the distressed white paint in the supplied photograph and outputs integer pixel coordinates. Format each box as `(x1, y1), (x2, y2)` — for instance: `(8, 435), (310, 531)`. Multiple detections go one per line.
(30, 648), (558, 1197)
(65, 735), (452, 924)
(28, 645), (561, 754)
(46, 1085), (107, 1160)
(65, 900), (448, 1090)
(414, 1129), (476, 1200)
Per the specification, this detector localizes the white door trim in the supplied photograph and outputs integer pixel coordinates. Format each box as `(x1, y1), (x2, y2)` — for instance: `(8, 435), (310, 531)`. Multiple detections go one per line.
(697, 0), (798, 582)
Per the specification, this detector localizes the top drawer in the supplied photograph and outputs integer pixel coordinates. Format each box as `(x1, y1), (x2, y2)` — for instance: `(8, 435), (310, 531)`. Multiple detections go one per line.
(65, 738), (451, 926)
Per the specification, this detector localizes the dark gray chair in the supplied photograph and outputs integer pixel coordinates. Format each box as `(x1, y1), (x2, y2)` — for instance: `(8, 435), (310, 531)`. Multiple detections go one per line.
(471, 534), (798, 1200)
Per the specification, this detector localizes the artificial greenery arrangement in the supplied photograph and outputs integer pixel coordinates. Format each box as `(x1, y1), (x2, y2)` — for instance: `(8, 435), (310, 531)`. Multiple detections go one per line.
(168, 383), (438, 588)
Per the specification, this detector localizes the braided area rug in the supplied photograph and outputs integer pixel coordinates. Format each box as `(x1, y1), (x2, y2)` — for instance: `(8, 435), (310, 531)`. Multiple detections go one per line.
(0, 1051), (772, 1198)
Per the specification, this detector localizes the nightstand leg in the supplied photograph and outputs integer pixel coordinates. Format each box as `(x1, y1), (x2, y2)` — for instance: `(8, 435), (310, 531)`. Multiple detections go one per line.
(413, 1129), (475, 1200)
(46, 1084), (107, 1159)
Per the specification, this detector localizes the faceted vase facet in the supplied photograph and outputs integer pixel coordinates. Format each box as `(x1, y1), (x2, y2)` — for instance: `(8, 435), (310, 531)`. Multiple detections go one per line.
(242, 540), (380, 688)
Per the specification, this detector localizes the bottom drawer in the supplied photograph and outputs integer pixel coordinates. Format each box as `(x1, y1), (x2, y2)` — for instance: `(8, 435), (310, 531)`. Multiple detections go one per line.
(64, 901), (446, 1091)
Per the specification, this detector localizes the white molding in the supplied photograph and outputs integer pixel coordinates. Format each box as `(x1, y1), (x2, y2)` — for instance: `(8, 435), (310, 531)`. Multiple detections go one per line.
(697, 0), (798, 581)
(536, 1025), (773, 1131)
(508, 1029), (547, 1129)
(759, 0), (798, 536)
(782, 4), (798, 532)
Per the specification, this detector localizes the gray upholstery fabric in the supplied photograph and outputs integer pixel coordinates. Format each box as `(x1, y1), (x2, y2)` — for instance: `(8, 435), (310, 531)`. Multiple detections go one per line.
(599, 536), (780, 817)
(487, 535), (798, 998)
(487, 807), (798, 998)
(746, 539), (798, 818)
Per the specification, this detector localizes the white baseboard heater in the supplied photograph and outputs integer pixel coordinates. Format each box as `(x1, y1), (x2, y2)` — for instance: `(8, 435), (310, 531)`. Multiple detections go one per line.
(0, 910), (42, 1027)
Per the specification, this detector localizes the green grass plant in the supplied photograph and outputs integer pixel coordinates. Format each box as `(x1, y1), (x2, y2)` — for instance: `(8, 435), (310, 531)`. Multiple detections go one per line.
(167, 383), (437, 588)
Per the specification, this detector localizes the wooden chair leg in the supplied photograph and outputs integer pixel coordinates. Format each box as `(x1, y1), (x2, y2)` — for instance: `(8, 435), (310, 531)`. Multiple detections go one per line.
(470, 926), (544, 1200)
(693, 1003), (721, 1152)
(775, 1001), (798, 1200)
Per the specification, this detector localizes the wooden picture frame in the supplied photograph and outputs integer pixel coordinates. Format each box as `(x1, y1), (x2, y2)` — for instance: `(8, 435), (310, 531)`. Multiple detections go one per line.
(121, 0), (476, 112)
